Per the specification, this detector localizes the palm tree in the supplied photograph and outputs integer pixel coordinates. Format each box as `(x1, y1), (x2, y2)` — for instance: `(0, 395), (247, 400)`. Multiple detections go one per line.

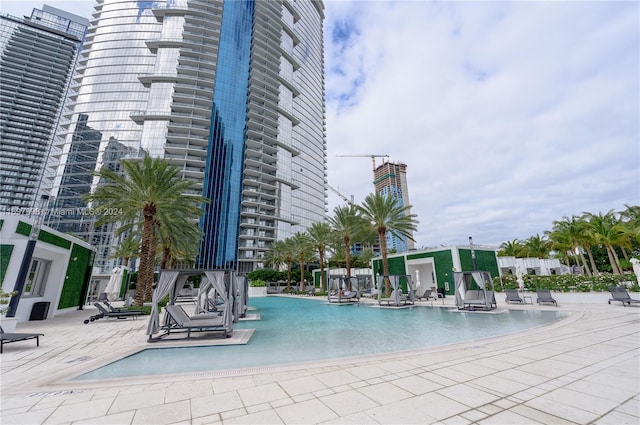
(328, 243), (346, 268)
(85, 156), (206, 306)
(110, 233), (139, 268)
(523, 234), (551, 259)
(156, 214), (201, 270)
(263, 240), (286, 270)
(545, 229), (573, 266)
(548, 216), (592, 275)
(291, 232), (315, 291)
(584, 211), (626, 274)
(328, 204), (368, 278)
(282, 238), (296, 290)
(620, 205), (640, 262)
(498, 239), (524, 257)
(307, 221), (333, 291)
(357, 193), (418, 296)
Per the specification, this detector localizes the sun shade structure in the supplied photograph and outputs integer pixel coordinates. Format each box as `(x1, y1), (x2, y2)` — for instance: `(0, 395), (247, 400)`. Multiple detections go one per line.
(146, 269), (239, 341)
(327, 276), (360, 303)
(454, 271), (497, 311)
(377, 275), (415, 306)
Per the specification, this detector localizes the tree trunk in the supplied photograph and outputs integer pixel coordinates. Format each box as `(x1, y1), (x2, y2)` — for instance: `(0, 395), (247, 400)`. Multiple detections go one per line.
(621, 247), (629, 260)
(161, 245), (171, 270)
(300, 259), (305, 291)
(343, 236), (352, 278)
(318, 248), (325, 291)
(144, 224), (158, 302)
(607, 245), (620, 274)
(576, 245), (591, 276)
(586, 247), (599, 275)
(379, 230), (391, 296)
(611, 246), (622, 272)
(135, 215), (154, 306)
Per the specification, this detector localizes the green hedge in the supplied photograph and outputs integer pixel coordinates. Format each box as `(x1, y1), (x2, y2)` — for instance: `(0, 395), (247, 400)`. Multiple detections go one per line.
(493, 273), (639, 292)
(250, 279), (266, 287)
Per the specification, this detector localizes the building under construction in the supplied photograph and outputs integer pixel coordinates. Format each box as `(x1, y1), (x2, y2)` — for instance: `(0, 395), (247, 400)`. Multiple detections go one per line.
(373, 161), (415, 252)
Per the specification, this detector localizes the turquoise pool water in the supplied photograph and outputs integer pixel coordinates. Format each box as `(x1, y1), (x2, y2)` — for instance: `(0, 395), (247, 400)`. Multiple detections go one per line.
(76, 297), (564, 380)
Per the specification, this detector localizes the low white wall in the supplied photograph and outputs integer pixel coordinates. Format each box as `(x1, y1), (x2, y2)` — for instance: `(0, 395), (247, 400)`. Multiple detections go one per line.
(249, 287), (267, 297)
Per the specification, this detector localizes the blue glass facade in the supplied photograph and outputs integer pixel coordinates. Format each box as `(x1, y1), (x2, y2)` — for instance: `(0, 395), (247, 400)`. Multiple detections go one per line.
(199, 1), (254, 269)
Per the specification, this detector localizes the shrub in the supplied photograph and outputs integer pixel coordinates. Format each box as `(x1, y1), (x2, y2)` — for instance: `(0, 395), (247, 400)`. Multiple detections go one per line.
(493, 273), (637, 292)
(250, 279), (267, 287)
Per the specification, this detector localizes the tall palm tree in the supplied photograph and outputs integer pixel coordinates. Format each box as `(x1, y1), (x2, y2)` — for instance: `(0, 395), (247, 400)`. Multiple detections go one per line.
(156, 214), (201, 270)
(263, 240), (286, 270)
(544, 229), (573, 266)
(548, 216), (592, 275)
(291, 232), (315, 291)
(282, 238), (296, 290)
(110, 233), (139, 268)
(357, 193), (419, 296)
(583, 211), (626, 274)
(307, 221), (333, 291)
(523, 234), (551, 259)
(328, 204), (368, 278)
(498, 239), (525, 257)
(85, 156), (206, 306)
(619, 204), (640, 260)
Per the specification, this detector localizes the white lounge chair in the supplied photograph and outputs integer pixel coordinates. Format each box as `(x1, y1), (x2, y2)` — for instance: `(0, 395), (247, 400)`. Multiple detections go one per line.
(163, 304), (230, 338)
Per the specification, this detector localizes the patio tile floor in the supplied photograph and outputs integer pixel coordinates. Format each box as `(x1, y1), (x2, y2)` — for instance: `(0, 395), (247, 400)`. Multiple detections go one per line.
(1, 297), (639, 424)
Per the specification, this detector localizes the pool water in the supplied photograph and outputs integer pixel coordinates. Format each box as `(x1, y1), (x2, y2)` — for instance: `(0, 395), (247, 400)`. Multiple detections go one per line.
(75, 297), (564, 380)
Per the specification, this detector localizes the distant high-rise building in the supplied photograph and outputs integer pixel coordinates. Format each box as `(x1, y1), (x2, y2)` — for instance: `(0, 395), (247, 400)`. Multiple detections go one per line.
(0, 6), (87, 212)
(373, 161), (415, 252)
(50, 0), (327, 274)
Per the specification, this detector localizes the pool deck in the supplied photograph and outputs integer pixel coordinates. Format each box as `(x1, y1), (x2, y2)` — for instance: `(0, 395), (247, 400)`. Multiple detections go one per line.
(1, 295), (639, 425)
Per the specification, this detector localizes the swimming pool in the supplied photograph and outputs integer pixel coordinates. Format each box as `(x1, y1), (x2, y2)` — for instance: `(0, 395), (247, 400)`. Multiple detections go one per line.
(75, 297), (565, 380)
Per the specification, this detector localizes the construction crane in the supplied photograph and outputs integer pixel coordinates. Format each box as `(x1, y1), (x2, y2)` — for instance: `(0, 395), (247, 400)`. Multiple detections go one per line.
(328, 184), (354, 205)
(335, 154), (390, 173)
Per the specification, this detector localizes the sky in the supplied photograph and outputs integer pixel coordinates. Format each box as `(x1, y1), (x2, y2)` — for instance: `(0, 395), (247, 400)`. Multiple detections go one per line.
(2, 0), (639, 249)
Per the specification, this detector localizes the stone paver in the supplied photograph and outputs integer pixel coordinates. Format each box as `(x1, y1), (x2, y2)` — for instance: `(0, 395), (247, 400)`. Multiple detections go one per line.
(1, 297), (639, 425)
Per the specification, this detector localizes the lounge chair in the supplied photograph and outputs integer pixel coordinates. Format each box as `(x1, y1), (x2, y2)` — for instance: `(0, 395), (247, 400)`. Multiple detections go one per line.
(536, 289), (557, 306)
(84, 302), (143, 323)
(163, 304), (230, 338)
(329, 290), (359, 303)
(608, 286), (640, 307)
(505, 289), (523, 304)
(103, 300), (143, 314)
(460, 289), (481, 309)
(1, 326), (44, 354)
(379, 289), (409, 306)
(188, 308), (224, 320)
(459, 289), (497, 311)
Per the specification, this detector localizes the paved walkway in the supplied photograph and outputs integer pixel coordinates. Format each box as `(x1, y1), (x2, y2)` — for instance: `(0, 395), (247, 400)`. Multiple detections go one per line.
(1, 296), (639, 425)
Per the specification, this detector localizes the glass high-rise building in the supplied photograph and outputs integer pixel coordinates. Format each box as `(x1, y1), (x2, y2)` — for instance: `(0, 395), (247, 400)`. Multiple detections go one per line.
(373, 161), (415, 252)
(50, 0), (327, 274)
(0, 6), (88, 212)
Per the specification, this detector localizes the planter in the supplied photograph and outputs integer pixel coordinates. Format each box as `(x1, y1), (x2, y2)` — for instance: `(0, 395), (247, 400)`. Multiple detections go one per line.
(249, 286), (267, 297)
(0, 317), (18, 333)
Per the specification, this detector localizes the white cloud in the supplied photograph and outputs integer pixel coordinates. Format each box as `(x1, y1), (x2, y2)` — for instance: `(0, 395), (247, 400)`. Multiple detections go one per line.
(325, 0), (639, 247)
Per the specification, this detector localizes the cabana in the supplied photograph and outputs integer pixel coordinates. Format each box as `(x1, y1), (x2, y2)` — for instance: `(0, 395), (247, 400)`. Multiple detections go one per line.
(327, 275), (360, 303)
(454, 271), (497, 311)
(377, 275), (415, 307)
(147, 269), (238, 341)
